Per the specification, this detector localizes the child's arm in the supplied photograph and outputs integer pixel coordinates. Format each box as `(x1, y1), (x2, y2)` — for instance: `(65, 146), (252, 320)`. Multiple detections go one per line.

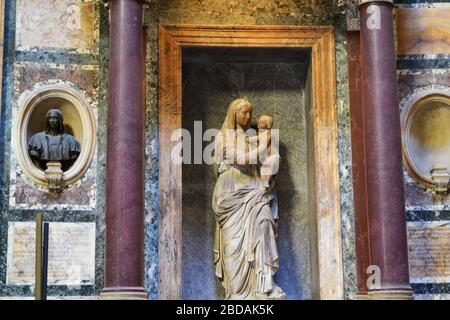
(258, 129), (272, 148)
(247, 135), (259, 143)
(225, 131), (270, 165)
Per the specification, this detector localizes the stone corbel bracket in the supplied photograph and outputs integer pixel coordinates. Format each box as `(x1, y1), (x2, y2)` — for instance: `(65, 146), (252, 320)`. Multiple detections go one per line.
(430, 165), (450, 196)
(45, 161), (64, 193)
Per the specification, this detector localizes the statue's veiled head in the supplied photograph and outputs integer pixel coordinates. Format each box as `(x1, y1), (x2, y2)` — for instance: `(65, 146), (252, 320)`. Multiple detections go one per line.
(45, 109), (64, 134)
(221, 98), (253, 133)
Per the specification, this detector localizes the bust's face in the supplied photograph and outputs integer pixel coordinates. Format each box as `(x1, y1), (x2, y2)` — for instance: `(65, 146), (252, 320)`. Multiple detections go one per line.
(46, 111), (61, 130)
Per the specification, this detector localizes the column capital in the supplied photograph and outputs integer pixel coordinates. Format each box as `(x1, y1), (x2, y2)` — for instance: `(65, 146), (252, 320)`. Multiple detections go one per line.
(101, 0), (152, 8)
(106, 0), (152, 3)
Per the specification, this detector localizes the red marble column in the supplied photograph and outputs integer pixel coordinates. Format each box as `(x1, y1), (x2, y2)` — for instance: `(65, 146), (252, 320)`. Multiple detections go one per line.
(102, 0), (147, 299)
(359, 0), (412, 299)
(347, 30), (371, 299)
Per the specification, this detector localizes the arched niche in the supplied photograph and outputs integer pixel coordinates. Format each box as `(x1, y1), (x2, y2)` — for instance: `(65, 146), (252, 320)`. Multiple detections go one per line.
(401, 90), (450, 193)
(14, 83), (96, 189)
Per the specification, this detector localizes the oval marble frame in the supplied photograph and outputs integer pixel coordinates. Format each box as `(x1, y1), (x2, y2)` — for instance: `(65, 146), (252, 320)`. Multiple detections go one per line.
(401, 90), (450, 189)
(14, 84), (96, 189)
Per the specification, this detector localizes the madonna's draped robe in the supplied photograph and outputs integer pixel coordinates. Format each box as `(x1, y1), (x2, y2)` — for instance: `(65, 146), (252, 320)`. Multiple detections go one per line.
(212, 131), (281, 299)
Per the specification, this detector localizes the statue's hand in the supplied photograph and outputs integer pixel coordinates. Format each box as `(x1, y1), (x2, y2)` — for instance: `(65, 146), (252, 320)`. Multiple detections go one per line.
(274, 220), (279, 238)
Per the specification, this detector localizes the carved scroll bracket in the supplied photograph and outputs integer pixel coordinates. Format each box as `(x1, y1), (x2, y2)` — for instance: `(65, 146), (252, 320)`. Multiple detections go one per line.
(430, 165), (450, 196)
(45, 161), (63, 193)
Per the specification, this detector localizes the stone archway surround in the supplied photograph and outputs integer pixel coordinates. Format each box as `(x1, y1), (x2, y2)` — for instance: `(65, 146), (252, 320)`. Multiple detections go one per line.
(158, 24), (344, 300)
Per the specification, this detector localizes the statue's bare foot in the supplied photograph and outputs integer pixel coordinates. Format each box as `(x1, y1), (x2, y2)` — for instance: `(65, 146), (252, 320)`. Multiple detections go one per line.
(268, 285), (287, 300)
(255, 284), (287, 300)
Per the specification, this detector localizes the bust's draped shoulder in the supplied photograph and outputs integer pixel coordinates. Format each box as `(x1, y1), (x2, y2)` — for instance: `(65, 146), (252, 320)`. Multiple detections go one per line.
(62, 133), (81, 159)
(28, 131), (80, 161)
(28, 132), (47, 159)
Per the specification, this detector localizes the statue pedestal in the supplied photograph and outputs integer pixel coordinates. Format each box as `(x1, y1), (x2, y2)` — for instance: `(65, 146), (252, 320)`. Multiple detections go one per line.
(45, 161), (63, 193)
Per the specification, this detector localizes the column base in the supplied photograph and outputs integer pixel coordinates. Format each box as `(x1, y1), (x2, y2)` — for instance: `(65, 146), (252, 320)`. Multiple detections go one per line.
(354, 293), (369, 300)
(100, 287), (148, 300)
(368, 289), (414, 300)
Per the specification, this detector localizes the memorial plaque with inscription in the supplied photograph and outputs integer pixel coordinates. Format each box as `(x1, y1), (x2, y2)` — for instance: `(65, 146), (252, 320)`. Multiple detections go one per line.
(7, 222), (96, 285)
(7, 222), (36, 284)
(408, 221), (450, 283)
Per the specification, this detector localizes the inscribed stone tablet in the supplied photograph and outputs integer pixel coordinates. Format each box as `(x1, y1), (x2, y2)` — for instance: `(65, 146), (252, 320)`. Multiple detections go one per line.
(408, 221), (450, 283)
(7, 222), (95, 285)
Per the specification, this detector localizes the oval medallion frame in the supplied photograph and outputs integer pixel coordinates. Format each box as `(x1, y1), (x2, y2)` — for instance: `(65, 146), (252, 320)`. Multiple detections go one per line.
(14, 83), (97, 189)
(401, 90), (450, 190)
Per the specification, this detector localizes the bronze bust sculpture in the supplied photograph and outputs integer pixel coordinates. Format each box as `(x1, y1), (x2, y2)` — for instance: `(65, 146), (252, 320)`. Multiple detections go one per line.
(28, 108), (80, 170)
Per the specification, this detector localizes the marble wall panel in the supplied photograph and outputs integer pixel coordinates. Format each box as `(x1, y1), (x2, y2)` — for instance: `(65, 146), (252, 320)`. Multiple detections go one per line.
(7, 222), (96, 286)
(15, 0), (97, 53)
(9, 62), (99, 210)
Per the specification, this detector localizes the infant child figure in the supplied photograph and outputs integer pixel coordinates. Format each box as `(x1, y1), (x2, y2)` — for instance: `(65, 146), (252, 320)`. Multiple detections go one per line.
(247, 115), (281, 188)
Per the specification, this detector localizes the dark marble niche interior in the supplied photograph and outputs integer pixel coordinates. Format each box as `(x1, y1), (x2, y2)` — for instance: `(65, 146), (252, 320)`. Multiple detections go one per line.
(182, 47), (313, 300)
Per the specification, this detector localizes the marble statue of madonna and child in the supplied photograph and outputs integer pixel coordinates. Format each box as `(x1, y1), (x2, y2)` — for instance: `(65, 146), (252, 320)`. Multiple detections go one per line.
(212, 98), (285, 300)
